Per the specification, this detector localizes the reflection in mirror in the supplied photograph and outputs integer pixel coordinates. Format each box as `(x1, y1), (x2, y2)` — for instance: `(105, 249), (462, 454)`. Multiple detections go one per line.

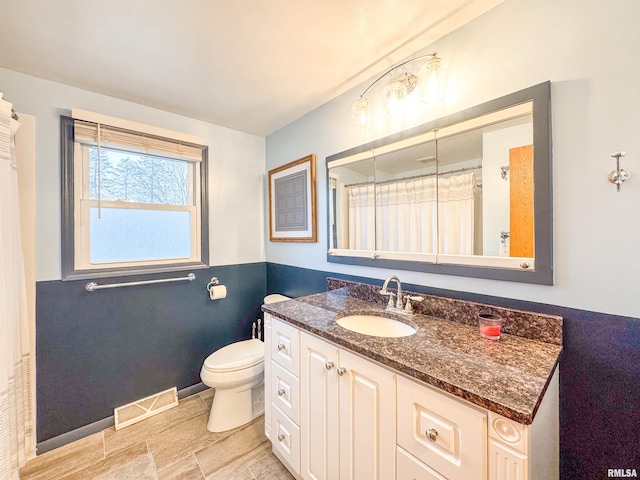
(435, 102), (533, 260)
(329, 156), (375, 251)
(374, 140), (437, 257)
(326, 82), (551, 284)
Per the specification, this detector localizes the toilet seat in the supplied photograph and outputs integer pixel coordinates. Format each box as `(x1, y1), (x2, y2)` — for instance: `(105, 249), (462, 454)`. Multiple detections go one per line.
(203, 338), (264, 373)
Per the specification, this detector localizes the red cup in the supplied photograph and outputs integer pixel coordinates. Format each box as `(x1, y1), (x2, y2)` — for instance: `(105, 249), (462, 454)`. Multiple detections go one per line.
(478, 314), (502, 340)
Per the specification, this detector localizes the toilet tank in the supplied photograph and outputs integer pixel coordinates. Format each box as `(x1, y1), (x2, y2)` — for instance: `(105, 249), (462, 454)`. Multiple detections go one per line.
(264, 294), (290, 304)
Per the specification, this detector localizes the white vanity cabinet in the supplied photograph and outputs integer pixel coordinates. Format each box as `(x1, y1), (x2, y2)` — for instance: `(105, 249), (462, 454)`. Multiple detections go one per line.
(264, 314), (301, 476)
(265, 314), (559, 480)
(300, 332), (395, 480)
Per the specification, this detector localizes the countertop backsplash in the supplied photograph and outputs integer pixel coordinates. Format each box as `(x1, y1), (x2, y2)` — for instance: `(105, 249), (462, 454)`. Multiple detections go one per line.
(326, 278), (563, 346)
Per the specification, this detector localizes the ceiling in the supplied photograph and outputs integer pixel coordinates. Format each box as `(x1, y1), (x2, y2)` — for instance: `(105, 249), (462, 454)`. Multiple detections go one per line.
(0, 0), (503, 137)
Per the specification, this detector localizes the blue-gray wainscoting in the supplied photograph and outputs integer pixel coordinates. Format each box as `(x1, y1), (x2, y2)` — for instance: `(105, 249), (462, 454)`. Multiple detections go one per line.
(36, 263), (267, 447)
(266, 262), (640, 480)
(36, 261), (639, 478)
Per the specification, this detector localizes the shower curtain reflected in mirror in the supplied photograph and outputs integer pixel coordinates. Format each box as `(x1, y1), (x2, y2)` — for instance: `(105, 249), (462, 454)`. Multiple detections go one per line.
(347, 172), (475, 255)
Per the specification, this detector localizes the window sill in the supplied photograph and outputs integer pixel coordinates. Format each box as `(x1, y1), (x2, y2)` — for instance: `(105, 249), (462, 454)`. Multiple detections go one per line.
(61, 261), (210, 282)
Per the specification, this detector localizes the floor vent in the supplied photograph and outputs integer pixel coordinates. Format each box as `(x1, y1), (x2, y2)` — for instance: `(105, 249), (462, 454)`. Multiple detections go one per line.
(114, 387), (178, 430)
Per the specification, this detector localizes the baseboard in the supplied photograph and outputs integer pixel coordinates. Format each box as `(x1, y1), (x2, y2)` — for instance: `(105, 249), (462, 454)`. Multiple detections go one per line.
(36, 416), (115, 455)
(177, 381), (208, 399)
(36, 382), (208, 455)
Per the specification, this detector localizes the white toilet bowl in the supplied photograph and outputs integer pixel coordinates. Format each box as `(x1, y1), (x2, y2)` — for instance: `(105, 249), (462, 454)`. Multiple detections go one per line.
(200, 293), (289, 432)
(200, 338), (265, 432)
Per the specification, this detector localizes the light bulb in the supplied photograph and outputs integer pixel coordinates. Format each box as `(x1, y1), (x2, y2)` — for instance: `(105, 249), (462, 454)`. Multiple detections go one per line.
(351, 97), (373, 132)
(383, 80), (408, 113)
(419, 56), (446, 104)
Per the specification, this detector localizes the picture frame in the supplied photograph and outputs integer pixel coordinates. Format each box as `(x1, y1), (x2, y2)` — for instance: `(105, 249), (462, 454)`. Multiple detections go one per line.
(269, 154), (317, 242)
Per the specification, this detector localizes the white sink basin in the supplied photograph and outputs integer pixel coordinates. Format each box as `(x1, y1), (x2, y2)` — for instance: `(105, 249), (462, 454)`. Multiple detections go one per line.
(336, 312), (417, 338)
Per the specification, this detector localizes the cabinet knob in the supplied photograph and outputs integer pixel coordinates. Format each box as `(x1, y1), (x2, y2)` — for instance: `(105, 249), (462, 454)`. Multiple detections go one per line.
(325, 361), (335, 370)
(277, 388), (286, 397)
(277, 343), (286, 351)
(336, 367), (346, 376)
(426, 428), (438, 442)
(277, 433), (285, 442)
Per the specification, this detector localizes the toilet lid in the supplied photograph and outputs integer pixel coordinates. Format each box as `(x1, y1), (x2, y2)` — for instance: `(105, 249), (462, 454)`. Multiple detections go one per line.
(203, 339), (264, 372)
(264, 294), (290, 304)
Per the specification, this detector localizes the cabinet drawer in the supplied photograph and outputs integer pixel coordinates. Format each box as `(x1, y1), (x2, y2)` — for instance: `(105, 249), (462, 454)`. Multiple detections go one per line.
(271, 318), (300, 376)
(397, 376), (486, 480)
(272, 405), (300, 474)
(272, 361), (300, 424)
(397, 447), (447, 480)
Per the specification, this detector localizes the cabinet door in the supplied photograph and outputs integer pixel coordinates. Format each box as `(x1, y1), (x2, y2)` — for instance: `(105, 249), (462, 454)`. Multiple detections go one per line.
(300, 332), (340, 480)
(338, 348), (396, 480)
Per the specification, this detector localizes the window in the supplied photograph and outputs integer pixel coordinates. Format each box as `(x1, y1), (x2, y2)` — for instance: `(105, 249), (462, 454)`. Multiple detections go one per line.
(61, 112), (209, 280)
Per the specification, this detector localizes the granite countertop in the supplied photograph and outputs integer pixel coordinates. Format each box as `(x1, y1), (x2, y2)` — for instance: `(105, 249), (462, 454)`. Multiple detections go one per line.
(262, 287), (562, 425)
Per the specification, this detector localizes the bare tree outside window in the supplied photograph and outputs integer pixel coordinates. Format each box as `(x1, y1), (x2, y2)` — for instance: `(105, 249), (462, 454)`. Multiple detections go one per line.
(89, 147), (190, 206)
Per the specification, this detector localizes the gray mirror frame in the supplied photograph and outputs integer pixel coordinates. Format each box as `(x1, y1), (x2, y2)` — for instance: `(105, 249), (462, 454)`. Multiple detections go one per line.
(326, 82), (552, 285)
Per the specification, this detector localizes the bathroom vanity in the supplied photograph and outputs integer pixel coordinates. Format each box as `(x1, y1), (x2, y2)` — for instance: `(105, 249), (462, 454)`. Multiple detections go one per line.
(262, 279), (562, 480)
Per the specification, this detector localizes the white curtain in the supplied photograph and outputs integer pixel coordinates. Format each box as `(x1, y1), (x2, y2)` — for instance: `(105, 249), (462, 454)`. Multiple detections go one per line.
(438, 172), (475, 255)
(347, 172), (475, 255)
(0, 95), (35, 480)
(348, 184), (375, 250)
(376, 177), (438, 253)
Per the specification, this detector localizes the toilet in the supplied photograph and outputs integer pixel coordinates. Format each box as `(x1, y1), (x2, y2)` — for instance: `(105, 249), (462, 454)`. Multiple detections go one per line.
(200, 293), (289, 432)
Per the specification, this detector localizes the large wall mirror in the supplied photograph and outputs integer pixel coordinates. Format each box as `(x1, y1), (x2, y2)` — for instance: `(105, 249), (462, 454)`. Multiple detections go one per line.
(327, 82), (552, 284)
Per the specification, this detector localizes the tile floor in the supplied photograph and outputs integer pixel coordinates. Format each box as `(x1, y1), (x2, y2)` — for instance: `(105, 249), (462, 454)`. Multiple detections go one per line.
(19, 389), (294, 480)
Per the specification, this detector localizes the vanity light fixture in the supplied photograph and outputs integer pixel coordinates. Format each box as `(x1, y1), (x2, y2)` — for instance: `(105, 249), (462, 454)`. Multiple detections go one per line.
(351, 53), (445, 132)
(608, 151), (630, 192)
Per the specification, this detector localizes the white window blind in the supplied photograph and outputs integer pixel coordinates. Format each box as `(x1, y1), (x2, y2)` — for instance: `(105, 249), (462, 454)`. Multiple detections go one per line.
(73, 120), (203, 162)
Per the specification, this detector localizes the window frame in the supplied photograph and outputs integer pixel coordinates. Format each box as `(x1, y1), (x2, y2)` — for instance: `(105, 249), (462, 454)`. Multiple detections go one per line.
(61, 115), (210, 280)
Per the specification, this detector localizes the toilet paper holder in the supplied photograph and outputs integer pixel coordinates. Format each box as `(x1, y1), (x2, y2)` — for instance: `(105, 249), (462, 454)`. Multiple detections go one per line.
(206, 277), (220, 292)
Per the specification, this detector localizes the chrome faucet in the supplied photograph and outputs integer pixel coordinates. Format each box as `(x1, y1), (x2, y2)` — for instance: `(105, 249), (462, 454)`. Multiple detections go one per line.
(380, 275), (403, 311)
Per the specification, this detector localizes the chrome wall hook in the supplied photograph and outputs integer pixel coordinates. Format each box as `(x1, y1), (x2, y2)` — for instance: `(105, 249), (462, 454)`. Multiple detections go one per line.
(609, 151), (630, 192)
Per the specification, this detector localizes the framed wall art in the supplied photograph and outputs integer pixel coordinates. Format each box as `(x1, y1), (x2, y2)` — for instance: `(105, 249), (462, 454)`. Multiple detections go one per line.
(268, 154), (317, 242)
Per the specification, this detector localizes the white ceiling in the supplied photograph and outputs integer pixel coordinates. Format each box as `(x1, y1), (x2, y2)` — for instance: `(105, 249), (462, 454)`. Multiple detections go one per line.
(0, 0), (503, 136)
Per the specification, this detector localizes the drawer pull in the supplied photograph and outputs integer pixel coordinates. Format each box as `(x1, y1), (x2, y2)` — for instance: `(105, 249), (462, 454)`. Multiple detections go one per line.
(426, 428), (438, 442)
(325, 361), (335, 370)
(277, 433), (286, 442)
(277, 343), (286, 351)
(337, 367), (346, 376)
(277, 388), (286, 397)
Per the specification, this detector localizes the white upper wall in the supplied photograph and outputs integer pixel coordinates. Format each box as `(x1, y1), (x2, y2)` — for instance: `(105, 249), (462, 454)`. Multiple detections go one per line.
(265, 0), (640, 318)
(0, 68), (266, 281)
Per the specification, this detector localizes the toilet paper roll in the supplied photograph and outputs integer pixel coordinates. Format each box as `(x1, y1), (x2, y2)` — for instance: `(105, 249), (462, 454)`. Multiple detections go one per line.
(209, 285), (227, 300)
